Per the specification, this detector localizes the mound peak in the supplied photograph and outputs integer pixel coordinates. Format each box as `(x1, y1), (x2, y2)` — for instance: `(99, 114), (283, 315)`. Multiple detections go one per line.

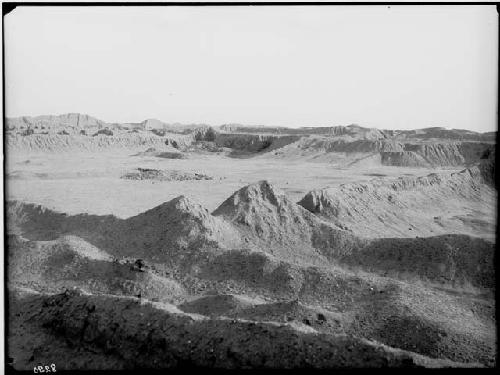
(213, 181), (360, 264)
(123, 196), (241, 259)
(232, 180), (282, 205)
(212, 180), (297, 222)
(149, 195), (207, 215)
(128, 195), (221, 227)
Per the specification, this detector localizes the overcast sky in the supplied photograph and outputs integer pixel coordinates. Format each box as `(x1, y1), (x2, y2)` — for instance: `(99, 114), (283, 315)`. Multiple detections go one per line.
(4, 5), (498, 131)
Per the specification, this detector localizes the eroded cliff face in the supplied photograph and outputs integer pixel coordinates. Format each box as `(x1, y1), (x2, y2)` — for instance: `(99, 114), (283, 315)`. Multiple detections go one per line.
(217, 124), (495, 142)
(478, 146), (496, 187)
(380, 142), (493, 167)
(5, 132), (191, 153)
(268, 136), (492, 167)
(5, 114), (220, 153)
(6, 114), (495, 167)
(214, 133), (300, 152)
(6, 113), (107, 133)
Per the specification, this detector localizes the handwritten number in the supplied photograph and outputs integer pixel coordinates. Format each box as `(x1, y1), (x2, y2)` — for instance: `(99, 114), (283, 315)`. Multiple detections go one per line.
(34, 364), (56, 373)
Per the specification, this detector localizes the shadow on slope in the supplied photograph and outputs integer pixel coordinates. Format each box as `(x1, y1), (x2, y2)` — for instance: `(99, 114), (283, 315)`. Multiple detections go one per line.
(298, 166), (496, 239)
(341, 235), (495, 289)
(212, 180), (363, 265)
(7, 234), (186, 304)
(7, 196), (241, 265)
(7, 177), (495, 290)
(8, 288), (469, 370)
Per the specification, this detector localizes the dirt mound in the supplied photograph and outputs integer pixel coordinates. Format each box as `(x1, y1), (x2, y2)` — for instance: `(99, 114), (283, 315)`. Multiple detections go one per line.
(7, 289), (466, 370)
(199, 249), (380, 306)
(8, 169), (494, 290)
(7, 234), (186, 303)
(6, 201), (75, 239)
(345, 281), (496, 366)
(122, 168), (212, 182)
(6, 192), (495, 367)
(298, 167), (496, 239)
(198, 251), (495, 365)
(212, 180), (362, 264)
(199, 249), (305, 298)
(121, 196), (241, 259)
(340, 235), (495, 289)
(6, 197), (241, 262)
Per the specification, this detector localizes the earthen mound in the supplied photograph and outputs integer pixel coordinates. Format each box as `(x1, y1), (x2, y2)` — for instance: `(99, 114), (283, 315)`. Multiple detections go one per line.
(120, 196), (241, 260)
(341, 235), (495, 289)
(298, 167), (496, 239)
(121, 168), (212, 181)
(8, 289), (466, 370)
(7, 234), (186, 303)
(7, 198), (241, 262)
(213, 180), (362, 264)
(199, 249), (304, 298)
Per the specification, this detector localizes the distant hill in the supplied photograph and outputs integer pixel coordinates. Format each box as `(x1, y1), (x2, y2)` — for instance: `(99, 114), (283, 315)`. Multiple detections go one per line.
(6, 113), (495, 141)
(5, 113), (496, 163)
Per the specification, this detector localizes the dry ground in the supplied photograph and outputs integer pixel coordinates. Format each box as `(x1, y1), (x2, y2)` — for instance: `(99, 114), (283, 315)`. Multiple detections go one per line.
(5, 145), (496, 369)
(6, 149), (466, 216)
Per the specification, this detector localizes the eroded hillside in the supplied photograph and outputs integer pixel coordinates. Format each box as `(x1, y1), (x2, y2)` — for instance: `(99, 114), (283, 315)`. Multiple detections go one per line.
(7, 172), (496, 369)
(5, 113), (496, 369)
(6, 114), (495, 169)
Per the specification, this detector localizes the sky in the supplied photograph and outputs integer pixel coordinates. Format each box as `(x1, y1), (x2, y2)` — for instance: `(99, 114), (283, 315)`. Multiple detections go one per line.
(4, 5), (498, 131)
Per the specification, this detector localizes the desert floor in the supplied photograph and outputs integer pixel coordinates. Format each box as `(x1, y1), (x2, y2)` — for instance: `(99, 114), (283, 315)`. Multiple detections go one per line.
(6, 150), (463, 216)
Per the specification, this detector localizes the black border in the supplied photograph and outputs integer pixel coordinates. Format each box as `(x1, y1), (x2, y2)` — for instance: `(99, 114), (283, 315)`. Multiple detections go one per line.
(2, 2), (499, 374)
(2, 1), (500, 15)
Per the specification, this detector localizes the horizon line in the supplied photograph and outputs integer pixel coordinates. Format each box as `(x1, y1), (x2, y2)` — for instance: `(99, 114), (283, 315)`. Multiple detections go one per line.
(6, 112), (498, 134)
